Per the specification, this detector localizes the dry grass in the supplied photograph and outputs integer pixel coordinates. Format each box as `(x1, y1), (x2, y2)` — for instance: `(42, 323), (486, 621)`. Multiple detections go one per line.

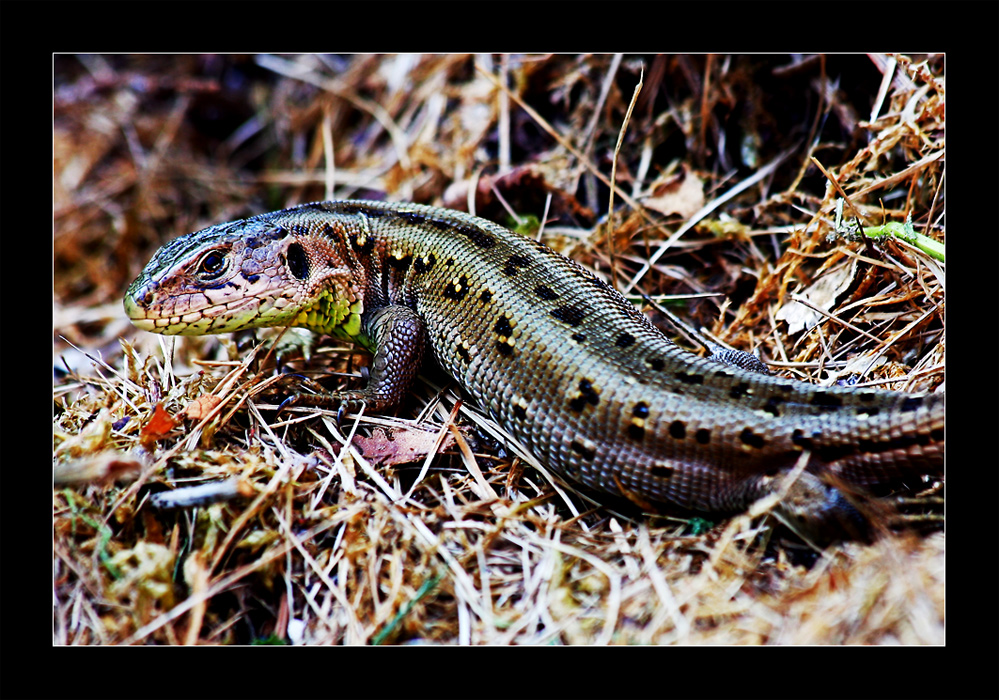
(54, 53), (944, 645)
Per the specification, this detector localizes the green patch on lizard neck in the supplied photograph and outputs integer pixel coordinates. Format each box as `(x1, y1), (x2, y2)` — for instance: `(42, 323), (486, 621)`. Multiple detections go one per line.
(295, 291), (366, 345)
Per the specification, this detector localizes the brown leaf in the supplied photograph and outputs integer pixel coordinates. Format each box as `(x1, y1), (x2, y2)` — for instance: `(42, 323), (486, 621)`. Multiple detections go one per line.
(140, 403), (181, 446)
(643, 167), (705, 219)
(182, 394), (223, 421)
(353, 427), (455, 467)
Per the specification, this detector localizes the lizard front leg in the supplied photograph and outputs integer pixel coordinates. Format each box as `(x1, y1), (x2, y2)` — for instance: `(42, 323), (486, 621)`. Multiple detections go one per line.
(280, 305), (425, 422)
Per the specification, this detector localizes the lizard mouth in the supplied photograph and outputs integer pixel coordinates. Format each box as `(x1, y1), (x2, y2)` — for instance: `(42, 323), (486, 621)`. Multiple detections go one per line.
(123, 290), (267, 335)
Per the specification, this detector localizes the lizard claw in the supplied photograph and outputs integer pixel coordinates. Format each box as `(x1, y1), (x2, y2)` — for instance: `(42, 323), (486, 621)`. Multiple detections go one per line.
(335, 399), (365, 427)
(277, 394), (299, 416)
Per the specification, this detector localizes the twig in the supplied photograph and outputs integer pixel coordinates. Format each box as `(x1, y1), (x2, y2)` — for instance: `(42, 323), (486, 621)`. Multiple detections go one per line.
(607, 67), (643, 290)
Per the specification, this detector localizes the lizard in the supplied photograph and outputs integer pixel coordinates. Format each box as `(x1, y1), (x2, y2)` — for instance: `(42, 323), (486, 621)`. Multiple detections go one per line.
(124, 200), (944, 540)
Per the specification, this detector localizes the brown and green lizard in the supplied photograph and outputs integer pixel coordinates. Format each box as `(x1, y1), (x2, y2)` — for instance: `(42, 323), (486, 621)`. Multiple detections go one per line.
(124, 200), (944, 539)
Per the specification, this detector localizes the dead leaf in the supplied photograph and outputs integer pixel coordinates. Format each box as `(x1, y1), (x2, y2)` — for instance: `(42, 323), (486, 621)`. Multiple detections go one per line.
(775, 259), (858, 335)
(643, 167), (705, 219)
(140, 403), (181, 447)
(182, 394), (223, 421)
(353, 427), (455, 467)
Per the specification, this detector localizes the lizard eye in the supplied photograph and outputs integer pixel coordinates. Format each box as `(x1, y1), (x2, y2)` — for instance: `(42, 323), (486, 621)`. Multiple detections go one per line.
(196, 250), (229, 279)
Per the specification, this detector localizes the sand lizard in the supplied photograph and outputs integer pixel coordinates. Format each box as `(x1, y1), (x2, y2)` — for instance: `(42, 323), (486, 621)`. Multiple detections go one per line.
(124, 201), (944, 539)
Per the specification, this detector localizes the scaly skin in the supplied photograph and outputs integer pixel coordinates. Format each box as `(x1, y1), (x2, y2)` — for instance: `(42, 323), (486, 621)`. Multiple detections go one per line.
(125, 201), (944, 539)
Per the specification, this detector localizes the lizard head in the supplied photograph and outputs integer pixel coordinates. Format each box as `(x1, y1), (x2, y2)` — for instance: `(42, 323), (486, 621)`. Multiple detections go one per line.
(124, 214), (362, 337)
